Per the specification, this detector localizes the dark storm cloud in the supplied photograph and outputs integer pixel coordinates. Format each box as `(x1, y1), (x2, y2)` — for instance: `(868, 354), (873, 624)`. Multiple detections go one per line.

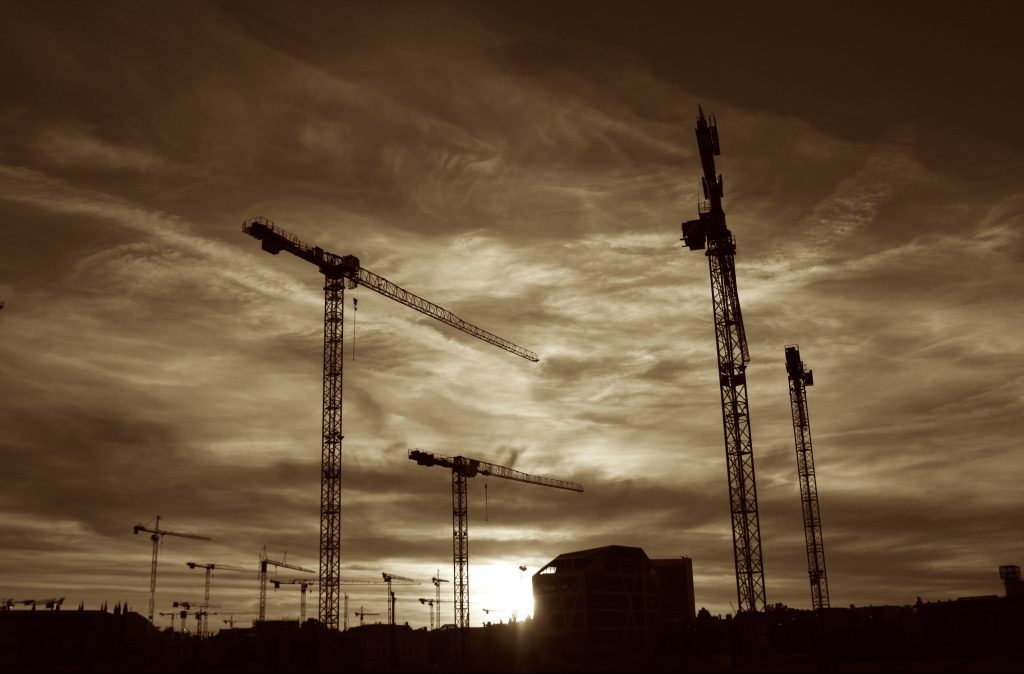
(483, 1), (1024, 158)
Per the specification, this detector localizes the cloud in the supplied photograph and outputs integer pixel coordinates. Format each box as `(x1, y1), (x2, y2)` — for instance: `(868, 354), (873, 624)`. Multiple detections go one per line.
(0, 2), (1022, 627)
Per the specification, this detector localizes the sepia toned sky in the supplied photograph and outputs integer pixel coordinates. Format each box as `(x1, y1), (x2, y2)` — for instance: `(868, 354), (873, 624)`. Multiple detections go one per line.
(1, 1), (1022, 630)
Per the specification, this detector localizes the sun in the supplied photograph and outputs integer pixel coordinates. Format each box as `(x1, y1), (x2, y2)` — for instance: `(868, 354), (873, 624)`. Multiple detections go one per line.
(473, 562), (534, 626)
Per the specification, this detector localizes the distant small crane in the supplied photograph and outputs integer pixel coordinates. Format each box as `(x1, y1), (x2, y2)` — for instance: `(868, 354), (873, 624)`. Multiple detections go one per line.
(222, 613), (254, 629)
(257, 546), (314, 622)
(171, 601), (209, 634)
(418, 598), (434, 630)
(408, 449), (582, 628)
(353, 606), (379, 626)
(158, 610), (178, 630)
(133, 516), (210, 624)
(482, 607), (516, 623)
(381, 572), (417, 626)
(272, 578), (317, 625)
(186, 562), (255, 637)
(431, 573), (448, 630)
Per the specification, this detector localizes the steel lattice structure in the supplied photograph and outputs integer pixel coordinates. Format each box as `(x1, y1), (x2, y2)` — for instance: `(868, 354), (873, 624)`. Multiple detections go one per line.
(785, 345), (830, 609)
(452, 462), (470, 628)
(243, 218), (536, 629)
(681, 108), (767, 613)
(321, 276), (345, 625)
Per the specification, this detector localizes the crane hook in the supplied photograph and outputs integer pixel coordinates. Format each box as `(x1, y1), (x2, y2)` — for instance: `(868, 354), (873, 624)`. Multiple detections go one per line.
(352, 295), (358, 361)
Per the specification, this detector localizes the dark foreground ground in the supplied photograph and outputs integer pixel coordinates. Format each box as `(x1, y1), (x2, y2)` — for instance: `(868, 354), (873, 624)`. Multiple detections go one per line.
(3, 597), (1023, 673)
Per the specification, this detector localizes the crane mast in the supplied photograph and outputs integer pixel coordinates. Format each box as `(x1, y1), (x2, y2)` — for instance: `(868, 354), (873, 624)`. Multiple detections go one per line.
(409, 449), (582, 630)
(680, 108), (766, 613)
(785, 345), (830, 609)
(243, 218), (537, 630)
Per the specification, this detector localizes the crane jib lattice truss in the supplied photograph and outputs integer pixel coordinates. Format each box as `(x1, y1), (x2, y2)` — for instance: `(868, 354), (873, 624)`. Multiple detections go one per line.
(680, 108), (767, 613)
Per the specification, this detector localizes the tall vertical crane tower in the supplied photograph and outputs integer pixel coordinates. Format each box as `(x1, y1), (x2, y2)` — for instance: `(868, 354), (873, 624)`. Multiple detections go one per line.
(243, 218), (538, 630)
(785, 345), (830, 609)
(680, 107), (767, 613)
(408, 449), (582, 628)
(133, 516), (211, 624)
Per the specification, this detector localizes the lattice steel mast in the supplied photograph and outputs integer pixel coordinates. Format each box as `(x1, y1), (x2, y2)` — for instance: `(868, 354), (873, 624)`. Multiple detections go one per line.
(785, 345), (829, 609)
(408, 449), (582, 629)
(681, 107), (766, 612)
(243, 218), (537, 630)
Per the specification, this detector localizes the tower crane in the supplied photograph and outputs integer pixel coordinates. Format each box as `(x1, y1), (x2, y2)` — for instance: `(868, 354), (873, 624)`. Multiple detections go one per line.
(785, 345), (830, 609)
(171, 601), (208, 634)
(243, 217), (538, 630)
(170, 603), (238, 636)
(272, 578), (317, 625)
(275, 577), (411, 628)
(133, 516), (211, 624)
(186, 562), (255, 637)
(192, 610), (249, 636)
(482, 607), (516, 622)
(680, 107), (767, 613)
(257, 546), (314, 623)
(353, 606), (379, 626)
(158, 611), (178, 631)
(408, 449), (582, 628)
(418, 598), (437, 630)
(340, 578), (413, 629)
(381, 572), (417, 626)
(432, 573), (448, 631)
(415, 594), (448, 626)
(222, 613), (254, 628)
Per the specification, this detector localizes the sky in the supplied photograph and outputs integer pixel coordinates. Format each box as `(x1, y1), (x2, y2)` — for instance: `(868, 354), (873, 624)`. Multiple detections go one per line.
(1, 0), (1023, 632)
